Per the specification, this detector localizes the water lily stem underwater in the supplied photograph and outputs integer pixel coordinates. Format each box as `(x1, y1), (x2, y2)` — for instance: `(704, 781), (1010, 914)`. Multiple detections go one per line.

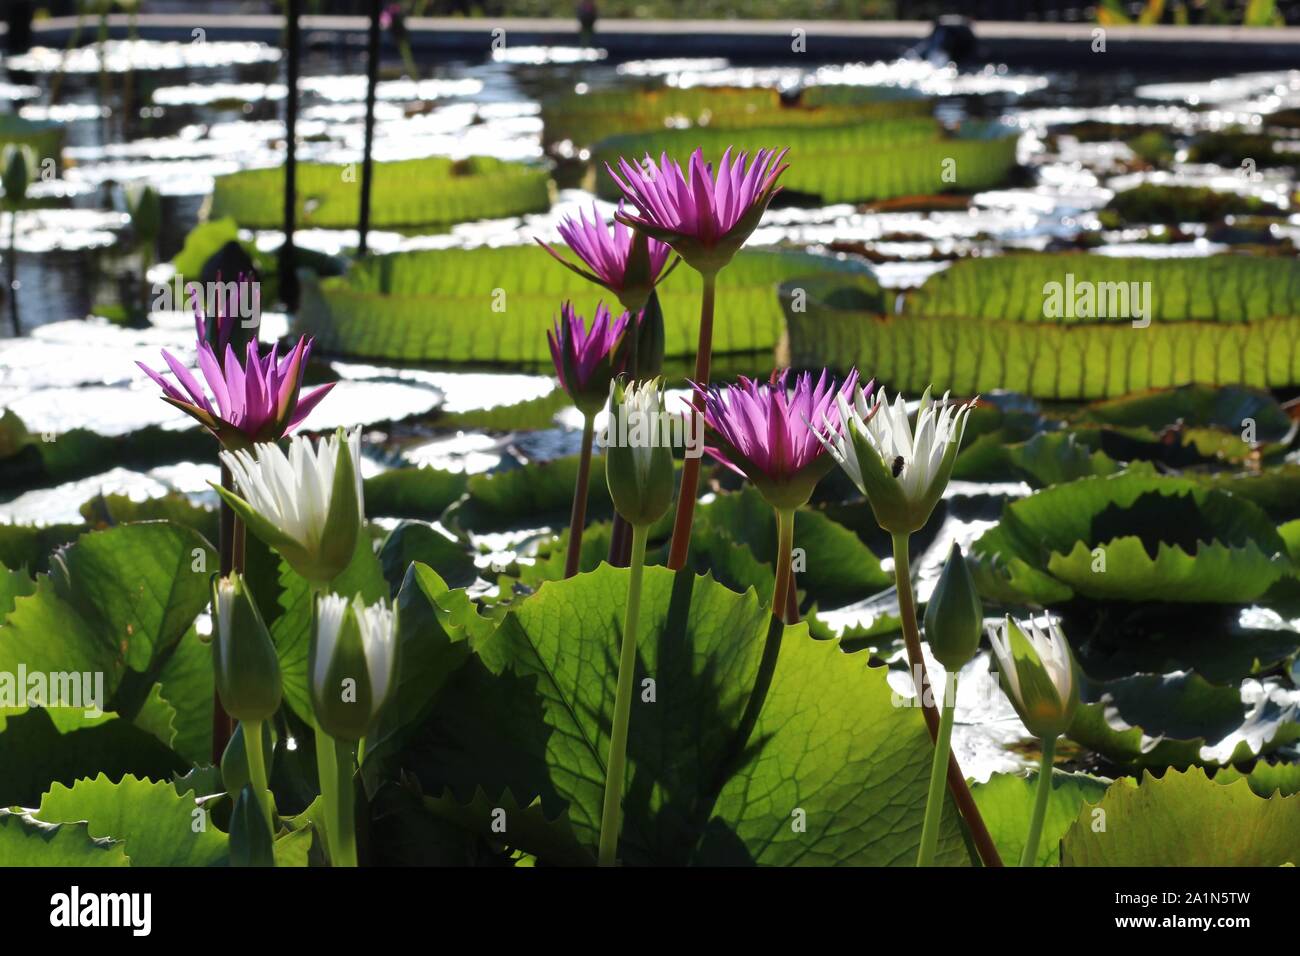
(241, 717), (275, 846)
(1021, 736), (1057, 867)
(565, 415), (596, 578)
(891, 532), (1002, 867)
(666, 271), (717, 570)
(917, 673), (958, 866)
(598, 523), (649, 866)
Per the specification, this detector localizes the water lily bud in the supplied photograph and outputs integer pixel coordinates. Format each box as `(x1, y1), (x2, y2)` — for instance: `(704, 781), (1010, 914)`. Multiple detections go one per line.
(229, 785), (275, 867)
(632, 292), (665, 379)
(310, 593), (397, 743)
(924, 543), (983, 670)
(221, 720), (275, 797)
(605, 377), (675, 527)
(212, 574), (282, 722)
(2, 145), (32, 207)
(988, 615), (1081, 741)
(217, 427), (363, 585)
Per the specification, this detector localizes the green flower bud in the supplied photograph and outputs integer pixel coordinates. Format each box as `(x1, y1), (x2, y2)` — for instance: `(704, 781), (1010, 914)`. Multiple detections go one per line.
(228, 785), (275, 867)
(310, 593), (398, 743)
(923, 543), (983, 670)
(220, 720), (275, 797)
(212, 574), (282, 723)
(630, 291), (665, 379)
(604, 377), (675, 527)
(2, 145), (32, 208)
(988, 616), (1081, 741)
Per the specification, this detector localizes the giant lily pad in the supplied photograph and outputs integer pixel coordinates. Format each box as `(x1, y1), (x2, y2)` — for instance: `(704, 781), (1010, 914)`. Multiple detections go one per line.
(210, 156), (552, 230)
(970, 464), (1293, 604)
(297, 247), (872, 364)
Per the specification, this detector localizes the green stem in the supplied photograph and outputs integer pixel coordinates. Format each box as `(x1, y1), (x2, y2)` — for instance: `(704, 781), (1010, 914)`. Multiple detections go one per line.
(665, 270), (717, 571)
(891, 532), (1004, 868)
(314, 727), (338, 862)
(332, 736), (358, 867)
(1020, 736), (1057, 867)
(917, 672), (958, 866)
(772, 507), (795, 624)
(564, 414), (596, 579)
(597, 523), (648, 866)
(242, 718), (275, 844)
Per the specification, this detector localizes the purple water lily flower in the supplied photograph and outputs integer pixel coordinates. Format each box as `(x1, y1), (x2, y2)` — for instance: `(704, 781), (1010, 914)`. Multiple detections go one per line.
(548, 301), (633, 415)
(537, 202), (675, 312)
(606, 146), (789, 274)
(693, 367), (863, 510)
(137, 314), (335, 450)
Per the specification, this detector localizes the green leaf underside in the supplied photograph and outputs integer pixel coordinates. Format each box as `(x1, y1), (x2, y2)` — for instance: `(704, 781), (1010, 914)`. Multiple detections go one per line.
(397, 564), (965, 866)
(0, 810), (130, 866)
(1061, 767), (1300, 866)
(36, 774), (229, 867)
(971, 770), (1111, 867)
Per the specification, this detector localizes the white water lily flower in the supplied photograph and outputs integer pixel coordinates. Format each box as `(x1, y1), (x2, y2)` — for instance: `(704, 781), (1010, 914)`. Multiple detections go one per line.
(814, 385), (975, 534)
(216, 427), (364, 584)
(311, 592), (397, 742)
(987, 615), (1080, 740)
(604, 376), (674, 527)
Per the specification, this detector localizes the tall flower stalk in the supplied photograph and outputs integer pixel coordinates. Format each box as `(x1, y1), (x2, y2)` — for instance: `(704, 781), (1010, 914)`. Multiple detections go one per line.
(814, 385), (1003, 866)
(138, 285), (334, 761)
(988, 616), (1081, 867)
(606, 147), (788, 571)
(599, 378), (675, 865)
(548, 302), (634, 578)
(310, 593), (398, 867)
(537, 204), (673, 569)
(916, 544), (983, 866)
(695, 368), (858, 621)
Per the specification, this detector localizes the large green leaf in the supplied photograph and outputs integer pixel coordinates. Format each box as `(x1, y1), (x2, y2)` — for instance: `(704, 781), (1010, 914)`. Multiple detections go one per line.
(1068, 671), (1300, 768)
(0, 810), (130, 866)
(297, 247), (873, 363)
(210, 156), (551, 229)
(395, 565), (965, 866)
(0, 707), (187, 808)
(970, 770), (1112, 867)
(0, 114), (63, 170)
(590, 122), (1018, 204)
(36, 774), (230, 867)
(363, 466), (469, 521)
(1061, 767), (1300, 866)
(970, 464), (1292, 604)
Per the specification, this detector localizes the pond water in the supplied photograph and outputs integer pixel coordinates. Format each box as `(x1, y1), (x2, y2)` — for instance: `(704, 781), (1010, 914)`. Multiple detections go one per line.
(2, 35), (1299, 781)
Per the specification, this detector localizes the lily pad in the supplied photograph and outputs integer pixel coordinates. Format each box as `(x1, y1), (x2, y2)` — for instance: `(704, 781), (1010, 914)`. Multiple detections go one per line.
(1061, 767), (1300, 866)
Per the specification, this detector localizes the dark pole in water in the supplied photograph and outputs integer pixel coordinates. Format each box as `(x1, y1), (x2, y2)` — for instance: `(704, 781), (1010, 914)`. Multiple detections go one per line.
(358, 0), (382, 258)
(279, 0), (301, 312)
